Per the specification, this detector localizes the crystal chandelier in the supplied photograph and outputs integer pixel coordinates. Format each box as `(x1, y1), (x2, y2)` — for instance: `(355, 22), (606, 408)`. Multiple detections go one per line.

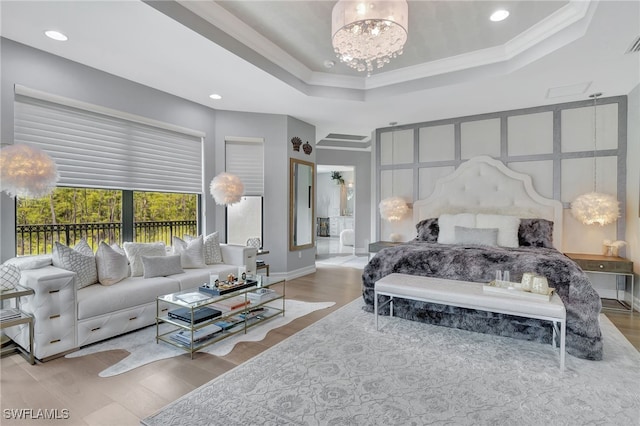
(571, 93), (620, 226)
(331, 0), (409, 76)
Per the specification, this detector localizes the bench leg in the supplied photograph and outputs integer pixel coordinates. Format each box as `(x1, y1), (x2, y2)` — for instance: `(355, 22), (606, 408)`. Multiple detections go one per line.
(560, 320), (566, 372)
(374, 291), (379, 330)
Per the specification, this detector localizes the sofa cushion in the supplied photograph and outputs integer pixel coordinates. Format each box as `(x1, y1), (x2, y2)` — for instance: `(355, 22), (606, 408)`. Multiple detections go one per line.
(77, 275), (180, 320)
(171, 264), (238, 291)
(172, 236), (206, 268)
(52, 241), (98, 289)
(123, 242), (166, 277)
(142, 254), (184, 278)
(95, 242), (129, 286)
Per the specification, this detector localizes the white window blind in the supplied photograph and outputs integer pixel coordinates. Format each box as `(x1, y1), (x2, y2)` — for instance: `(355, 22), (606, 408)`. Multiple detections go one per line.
(13, 86), (204, 193)
(225, 138), (264, 196)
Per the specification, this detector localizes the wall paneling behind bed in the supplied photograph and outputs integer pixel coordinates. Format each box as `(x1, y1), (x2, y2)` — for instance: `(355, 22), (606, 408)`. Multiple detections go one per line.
(375, 95), (627, 256)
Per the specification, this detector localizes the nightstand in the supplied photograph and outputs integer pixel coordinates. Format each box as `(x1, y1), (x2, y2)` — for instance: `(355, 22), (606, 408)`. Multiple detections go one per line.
(256, 249), (270, 276)
(565, 253), (634, 313)
(368, 241), (403, 259)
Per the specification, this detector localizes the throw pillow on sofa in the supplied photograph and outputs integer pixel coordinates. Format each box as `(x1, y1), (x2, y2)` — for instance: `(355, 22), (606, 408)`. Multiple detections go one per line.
(52, 241), (98, 289)
(172, 235), (206, 268)
(141, 254), (184, 278)
(203, 232), (223, 264)
(95, 242), (129, 285)
(123, 242), (166, 277)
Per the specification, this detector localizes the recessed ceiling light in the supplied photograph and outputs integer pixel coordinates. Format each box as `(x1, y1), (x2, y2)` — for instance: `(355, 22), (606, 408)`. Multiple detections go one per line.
(209, 94), (222, 100)
(44, 30), (68, 41)
(490, 10), (510, 22)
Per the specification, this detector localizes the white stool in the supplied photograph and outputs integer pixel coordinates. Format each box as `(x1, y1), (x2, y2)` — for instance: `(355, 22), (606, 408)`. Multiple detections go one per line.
(340, 229), (355, 246)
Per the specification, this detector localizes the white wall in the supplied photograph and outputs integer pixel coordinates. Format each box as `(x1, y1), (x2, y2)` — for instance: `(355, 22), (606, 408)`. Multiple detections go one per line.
(626, 83), (640, 307)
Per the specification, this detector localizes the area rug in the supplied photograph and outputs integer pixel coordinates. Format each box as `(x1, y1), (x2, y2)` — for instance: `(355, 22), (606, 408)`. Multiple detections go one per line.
(142, 299), (639, 425)
(66, 300), (334, 377)
(316, 254), (369, 269)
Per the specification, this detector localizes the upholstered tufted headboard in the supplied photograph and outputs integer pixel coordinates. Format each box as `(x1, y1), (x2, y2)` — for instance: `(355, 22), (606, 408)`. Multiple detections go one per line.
(413, 156), (564, 249)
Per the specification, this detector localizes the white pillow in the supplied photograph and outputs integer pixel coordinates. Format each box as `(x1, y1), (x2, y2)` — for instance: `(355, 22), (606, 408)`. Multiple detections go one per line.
(95, 242), (129, 286)
(454, 226), (498, 246)
(5, 255), (52, 270)
(141, 254), (184, 279)
(203, 232), (223, 264)
(52, 241), (98, 289)
(172, 235), (206, 268)
(476, 214), (520, 248)
(74, 238), (94, 257)
(437, 213), (476, 244)
(123, 242), (166, 277)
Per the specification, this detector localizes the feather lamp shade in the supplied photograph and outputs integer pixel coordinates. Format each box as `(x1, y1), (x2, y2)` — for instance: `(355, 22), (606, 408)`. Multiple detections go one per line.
(210, 172), (244, 206)
(0, 144), (59, 198)
(379, 196), (408, 222)
(571, 192), (620, 226)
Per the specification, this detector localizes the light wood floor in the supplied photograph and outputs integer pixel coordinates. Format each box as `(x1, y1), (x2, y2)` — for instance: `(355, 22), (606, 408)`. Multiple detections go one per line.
(1, 265), (638, 426)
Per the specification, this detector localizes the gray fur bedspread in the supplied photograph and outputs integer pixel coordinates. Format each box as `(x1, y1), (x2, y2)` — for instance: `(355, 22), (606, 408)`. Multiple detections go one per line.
(362, 241), (603, 360)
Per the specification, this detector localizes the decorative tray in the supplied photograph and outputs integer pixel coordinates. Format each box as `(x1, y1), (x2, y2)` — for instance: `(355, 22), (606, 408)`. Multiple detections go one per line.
(200, 279), (258, 296)
(483, 281), (555, 301)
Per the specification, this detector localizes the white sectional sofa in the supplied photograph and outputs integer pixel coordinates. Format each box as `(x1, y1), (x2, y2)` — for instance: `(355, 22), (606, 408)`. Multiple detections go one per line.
(4, 244), (256, 361)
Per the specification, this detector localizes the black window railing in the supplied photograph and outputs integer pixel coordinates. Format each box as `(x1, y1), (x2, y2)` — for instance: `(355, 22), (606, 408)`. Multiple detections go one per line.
(15, 220), (197, 255)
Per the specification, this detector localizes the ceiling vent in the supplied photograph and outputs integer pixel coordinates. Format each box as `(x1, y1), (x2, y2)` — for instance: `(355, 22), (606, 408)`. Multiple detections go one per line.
(626, 35), (640, 54)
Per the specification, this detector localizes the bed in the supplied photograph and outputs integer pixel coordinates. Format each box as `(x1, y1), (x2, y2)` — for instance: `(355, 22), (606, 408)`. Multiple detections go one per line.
(363, 156), (603, 360)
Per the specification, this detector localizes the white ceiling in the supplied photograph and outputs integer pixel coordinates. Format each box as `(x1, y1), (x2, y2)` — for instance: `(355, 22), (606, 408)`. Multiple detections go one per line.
(1, 1), (639, 147)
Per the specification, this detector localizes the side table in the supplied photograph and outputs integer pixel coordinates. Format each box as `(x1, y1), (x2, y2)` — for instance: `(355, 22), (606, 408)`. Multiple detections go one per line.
(565, 252), (634, 313)
(1, 284), (35, 364)
(368, 241), (404, 260)
(257, 249), (270, 276)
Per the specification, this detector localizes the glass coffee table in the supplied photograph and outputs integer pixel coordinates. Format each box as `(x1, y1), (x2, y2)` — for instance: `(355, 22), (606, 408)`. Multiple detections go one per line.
(156, 276), (285, 358)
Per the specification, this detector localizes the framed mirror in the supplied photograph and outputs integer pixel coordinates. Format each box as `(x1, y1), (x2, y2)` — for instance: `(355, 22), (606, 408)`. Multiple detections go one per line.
(289, 158), (315, 251)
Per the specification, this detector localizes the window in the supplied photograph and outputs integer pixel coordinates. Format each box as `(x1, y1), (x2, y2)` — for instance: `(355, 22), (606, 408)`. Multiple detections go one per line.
(225, 138), (264, 246)
(15, 188), (198, 255)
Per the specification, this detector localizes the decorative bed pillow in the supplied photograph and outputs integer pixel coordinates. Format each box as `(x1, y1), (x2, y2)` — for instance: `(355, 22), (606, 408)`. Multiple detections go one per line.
(518, 218), (554, 248)
(475, 214), (520, 248)
(437, 213), (476, 244)
(454, 226), (498, 246)
(141, 254), (184, 279)
(415, 218), (439, 242)
(52, 241), (98, 289)
(172, 235), (206, 268)
(123, 242), (166, 277)
(95, 242), (129, 286)
(203, 232), (223, 264)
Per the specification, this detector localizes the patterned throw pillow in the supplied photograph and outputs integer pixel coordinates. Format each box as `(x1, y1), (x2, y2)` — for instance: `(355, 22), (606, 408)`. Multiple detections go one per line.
(52, 241), (98, 289)
(123, 242), (166, 277)
(95, 242), (129, 285)
(203, 232), (223, 264)
(172, 235), (206, 268)
(0, 263), (21, 291)
(415, 218), (439, 242)
(74, 238), (94, 257)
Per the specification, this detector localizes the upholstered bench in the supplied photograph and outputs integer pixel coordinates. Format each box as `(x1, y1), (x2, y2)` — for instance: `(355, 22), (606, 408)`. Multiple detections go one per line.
(374, 273), (567, 370)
